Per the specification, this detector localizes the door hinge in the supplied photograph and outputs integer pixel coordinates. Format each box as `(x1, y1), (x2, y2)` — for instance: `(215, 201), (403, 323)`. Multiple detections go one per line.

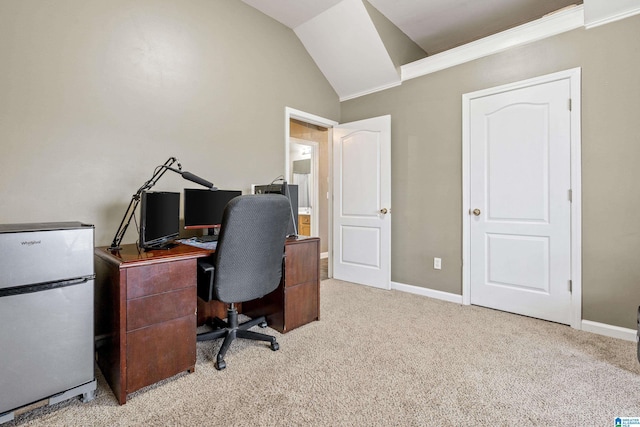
(568, 189), (572, 202)
(569, 279), (573, 293)
(568, 98), (572, 111)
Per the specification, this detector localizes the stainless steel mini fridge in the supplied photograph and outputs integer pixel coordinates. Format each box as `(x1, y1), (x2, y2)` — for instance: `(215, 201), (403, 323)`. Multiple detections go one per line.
(0, 222), (97, 423)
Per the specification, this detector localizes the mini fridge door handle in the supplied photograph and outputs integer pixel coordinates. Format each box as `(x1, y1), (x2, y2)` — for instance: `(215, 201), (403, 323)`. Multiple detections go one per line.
(0, 276), (93, 298)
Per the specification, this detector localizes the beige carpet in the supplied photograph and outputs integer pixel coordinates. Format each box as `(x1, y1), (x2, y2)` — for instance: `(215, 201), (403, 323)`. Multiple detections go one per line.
(7, 279), (640, 426)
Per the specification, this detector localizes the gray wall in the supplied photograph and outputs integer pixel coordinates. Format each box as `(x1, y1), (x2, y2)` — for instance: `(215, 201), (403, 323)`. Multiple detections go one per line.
(341, 15), (640, 329)
(0, 0), (340, 247)
(2, 0), (638, 330)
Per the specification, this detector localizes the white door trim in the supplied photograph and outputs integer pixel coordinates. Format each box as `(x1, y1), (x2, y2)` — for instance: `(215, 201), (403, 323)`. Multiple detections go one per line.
(285, 107), (338, 276)
(461, 68), (582, 329)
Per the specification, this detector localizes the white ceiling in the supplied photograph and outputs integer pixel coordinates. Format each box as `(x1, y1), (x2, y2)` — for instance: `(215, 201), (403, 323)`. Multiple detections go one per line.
(242, 0), (582, 99)
(243, 0), (581, 54)
(241, 0), (343, 29)
(292, 0), (400, 99)
(368, 0), (581, 54)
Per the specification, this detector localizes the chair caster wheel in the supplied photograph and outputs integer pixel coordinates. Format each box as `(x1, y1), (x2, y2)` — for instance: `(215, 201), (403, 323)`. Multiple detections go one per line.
(259, 321), (267, 328)
(270, 342), (279, 351)
(216, 360), (226, 370)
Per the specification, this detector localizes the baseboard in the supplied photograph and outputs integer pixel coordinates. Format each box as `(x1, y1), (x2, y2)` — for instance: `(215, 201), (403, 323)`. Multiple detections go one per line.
(581, 320), (637, 342)
(391, 281), (463, 304)
(390, 282), (637, 342)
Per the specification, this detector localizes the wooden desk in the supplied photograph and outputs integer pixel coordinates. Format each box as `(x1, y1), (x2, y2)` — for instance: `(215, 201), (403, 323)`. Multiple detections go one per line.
(94, 237), (320, 404)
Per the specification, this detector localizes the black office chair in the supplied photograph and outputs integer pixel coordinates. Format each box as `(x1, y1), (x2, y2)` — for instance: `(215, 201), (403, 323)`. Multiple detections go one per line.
(196, 194), (291, 370)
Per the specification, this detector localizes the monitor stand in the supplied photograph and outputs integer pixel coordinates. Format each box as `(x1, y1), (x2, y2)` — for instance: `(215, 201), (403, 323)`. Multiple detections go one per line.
(196, 226), (219, 243)
(196, 234), (217, 243)
(142, 241), (178, 251)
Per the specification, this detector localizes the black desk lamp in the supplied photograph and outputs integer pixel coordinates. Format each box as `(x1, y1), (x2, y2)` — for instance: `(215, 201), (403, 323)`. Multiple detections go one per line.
(109, 157), (216, 251)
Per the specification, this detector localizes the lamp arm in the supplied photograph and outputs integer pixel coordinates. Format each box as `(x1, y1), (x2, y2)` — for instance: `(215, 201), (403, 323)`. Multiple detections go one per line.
(109, 157), (179, 251)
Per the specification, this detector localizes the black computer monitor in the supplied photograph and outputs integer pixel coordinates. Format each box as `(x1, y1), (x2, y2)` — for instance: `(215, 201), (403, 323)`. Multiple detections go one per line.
(139, 191), (180, 250)
(184, 189), (242, 240)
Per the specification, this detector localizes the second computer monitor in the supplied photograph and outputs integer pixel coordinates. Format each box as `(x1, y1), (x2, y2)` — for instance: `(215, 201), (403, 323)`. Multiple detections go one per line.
(183, 189), (242, 229)
(253, 183), (298, 237)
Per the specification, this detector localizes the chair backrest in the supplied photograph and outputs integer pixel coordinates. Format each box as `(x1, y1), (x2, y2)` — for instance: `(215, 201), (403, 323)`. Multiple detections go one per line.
(212, 194), (291, 303)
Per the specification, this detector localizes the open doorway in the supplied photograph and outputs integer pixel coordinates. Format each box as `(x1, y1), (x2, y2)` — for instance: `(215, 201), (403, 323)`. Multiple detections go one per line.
(285, 108), (391, 287)
(290, 137), (318, 237)
(285, 108), (337, 280)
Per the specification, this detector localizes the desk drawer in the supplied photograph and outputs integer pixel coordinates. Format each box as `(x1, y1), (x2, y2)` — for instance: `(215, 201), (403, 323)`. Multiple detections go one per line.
(284, 281), (318, 331)
(284, 241), (318, 287)
(127, 287), (195, 331)
(126, 315), (196, 394)
(126, 259), (195, 299)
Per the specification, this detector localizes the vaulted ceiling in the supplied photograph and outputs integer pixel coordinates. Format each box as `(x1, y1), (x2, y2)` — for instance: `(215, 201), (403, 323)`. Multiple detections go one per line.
(243, 0), (581, 54)
(242, 0), (582, 100)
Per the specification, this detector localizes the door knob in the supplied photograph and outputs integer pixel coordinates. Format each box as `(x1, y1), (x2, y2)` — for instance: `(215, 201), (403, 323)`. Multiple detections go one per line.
(379, 208), (388, 214)
(472, 208), (481, 216)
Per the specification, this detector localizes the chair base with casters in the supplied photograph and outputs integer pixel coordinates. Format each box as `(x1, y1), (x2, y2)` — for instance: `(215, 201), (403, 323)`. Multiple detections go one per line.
(197, 303), (279, 370)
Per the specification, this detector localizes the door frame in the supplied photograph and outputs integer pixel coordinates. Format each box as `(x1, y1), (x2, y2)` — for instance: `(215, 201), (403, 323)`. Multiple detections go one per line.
(285, 107), (338, 275)
(461, 68), (582, 329)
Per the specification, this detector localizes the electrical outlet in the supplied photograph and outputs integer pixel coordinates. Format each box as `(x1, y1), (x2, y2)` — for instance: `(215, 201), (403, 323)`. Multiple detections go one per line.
(434, 257), (442, 270)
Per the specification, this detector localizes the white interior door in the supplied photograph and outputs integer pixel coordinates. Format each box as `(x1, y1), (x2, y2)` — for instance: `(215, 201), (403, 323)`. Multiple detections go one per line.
(468, 78), (573, 325)
(333, 115), (391, 289)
